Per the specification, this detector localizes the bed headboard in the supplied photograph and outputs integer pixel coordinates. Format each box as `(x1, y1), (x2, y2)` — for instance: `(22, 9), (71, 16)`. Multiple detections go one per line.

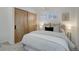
(43, 22), (60, 32)
(43, 22), (66, 33)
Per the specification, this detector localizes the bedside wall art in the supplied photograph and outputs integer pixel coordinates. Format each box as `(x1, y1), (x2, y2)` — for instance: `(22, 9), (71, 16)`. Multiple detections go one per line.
(62, 12), (70, 21)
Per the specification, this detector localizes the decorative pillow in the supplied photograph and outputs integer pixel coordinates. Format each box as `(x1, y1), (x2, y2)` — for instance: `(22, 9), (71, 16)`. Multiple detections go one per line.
(59, 24), (66, 33)
(53, 25), (60, 32)
(45, 27), (54, 31)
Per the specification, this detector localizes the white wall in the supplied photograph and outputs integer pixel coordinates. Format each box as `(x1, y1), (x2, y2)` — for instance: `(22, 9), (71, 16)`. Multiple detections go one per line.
(76, 9), (79, 50)
(0, 7), (14, 44)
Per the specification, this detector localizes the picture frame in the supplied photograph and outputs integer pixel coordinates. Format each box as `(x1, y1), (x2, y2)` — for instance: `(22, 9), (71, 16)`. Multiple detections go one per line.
(62, 12), (70, 21)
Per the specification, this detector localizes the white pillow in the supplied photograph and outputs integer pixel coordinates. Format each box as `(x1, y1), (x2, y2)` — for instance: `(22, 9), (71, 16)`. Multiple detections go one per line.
(54, 26), (59, 32)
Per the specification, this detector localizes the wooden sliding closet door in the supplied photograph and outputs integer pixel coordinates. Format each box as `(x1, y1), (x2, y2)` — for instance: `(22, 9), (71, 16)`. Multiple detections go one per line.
(28, 12), (37, 32)
(15, 8), (28, 43)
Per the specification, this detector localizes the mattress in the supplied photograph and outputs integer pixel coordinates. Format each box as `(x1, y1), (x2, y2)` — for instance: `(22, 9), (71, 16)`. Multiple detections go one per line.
(21, 31), (75, 51)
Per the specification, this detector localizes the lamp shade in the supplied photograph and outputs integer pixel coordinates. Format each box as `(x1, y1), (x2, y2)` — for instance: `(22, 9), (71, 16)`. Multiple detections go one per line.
(66, 24), (72, 32)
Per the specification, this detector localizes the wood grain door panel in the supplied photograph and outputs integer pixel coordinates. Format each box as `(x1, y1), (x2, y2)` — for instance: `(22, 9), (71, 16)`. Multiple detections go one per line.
(15, 8), (28, 43)
(28, 12), (37, 32)
(15, 8), (37, 43)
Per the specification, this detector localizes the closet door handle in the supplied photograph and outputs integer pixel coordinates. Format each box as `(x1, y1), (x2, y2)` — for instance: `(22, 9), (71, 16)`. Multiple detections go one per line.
(15, 25), (16, 30)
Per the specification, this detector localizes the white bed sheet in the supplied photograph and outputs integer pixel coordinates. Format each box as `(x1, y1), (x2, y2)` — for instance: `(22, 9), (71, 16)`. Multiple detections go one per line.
(22, 31), (75, 51)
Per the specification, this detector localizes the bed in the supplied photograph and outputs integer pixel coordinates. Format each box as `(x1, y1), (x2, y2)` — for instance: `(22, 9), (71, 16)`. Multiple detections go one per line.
(21, 31), (75, 51)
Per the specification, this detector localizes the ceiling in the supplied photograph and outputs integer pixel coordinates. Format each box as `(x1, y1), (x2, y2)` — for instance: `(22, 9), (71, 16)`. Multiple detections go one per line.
(18, 7), (79, 14)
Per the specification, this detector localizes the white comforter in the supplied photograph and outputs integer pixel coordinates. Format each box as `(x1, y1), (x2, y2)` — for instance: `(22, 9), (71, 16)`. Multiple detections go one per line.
(22, 31), (75, 51)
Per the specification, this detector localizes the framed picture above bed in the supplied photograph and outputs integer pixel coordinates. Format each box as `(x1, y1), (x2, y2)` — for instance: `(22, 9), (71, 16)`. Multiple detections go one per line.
(62, 12), (70, 21)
